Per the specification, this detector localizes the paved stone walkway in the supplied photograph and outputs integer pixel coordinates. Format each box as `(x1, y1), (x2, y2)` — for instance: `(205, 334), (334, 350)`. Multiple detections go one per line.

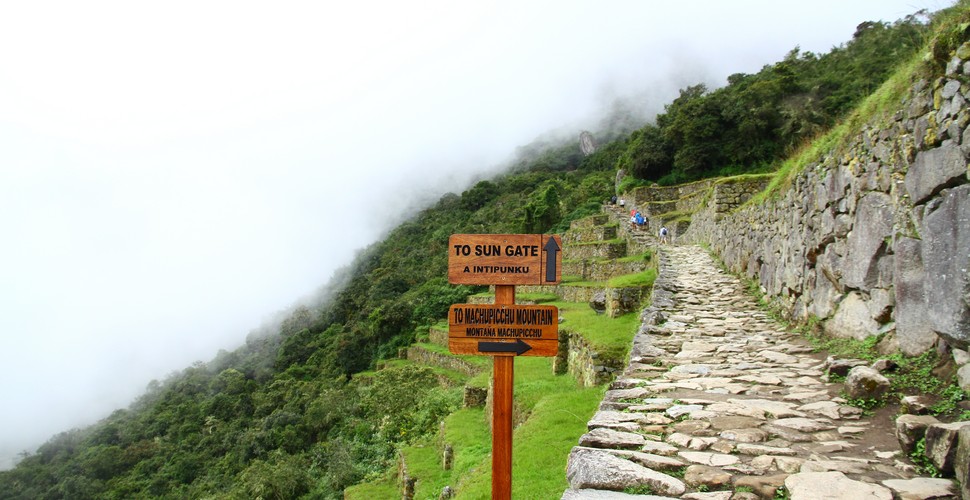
(562, 245), (955, 499)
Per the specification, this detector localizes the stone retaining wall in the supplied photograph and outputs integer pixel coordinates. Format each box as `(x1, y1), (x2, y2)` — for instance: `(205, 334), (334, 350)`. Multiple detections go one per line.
(563, 258), (649, 281)
(564, 240), (627, 260)
(406, 345), (481, 377)
(558, 330), (625, 387)
(563, 224), (618, 245)
(429, 326), (448, 347)
(517, 284), (600, 303)
(683, 66), (970, 358)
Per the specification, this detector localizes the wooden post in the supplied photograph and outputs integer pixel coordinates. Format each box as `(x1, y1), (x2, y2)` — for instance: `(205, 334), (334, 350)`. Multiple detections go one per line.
(492, 285), (514, 500)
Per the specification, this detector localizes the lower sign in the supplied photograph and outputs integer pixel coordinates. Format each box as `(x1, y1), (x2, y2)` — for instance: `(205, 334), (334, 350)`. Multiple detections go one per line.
(448, 304), (559, 357)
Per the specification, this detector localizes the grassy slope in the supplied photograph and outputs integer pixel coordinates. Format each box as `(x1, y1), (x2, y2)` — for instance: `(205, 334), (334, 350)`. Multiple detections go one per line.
(345, 295), (633, 499)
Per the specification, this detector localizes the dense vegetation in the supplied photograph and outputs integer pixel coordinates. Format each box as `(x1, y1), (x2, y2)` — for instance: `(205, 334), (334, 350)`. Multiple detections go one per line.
(0, 5), (958, 498)
(616, 11), (929, 187)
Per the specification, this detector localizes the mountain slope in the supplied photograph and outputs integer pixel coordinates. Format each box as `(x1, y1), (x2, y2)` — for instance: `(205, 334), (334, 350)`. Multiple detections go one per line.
(0, 4), (957, 498)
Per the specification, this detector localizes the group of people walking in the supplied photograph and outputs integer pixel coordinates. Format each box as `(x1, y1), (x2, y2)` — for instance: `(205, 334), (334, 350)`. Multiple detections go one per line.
(610, 196), (669, 244)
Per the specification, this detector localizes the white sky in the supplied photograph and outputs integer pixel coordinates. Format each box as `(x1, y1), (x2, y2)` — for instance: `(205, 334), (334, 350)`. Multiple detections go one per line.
(0, 0), (949, 467)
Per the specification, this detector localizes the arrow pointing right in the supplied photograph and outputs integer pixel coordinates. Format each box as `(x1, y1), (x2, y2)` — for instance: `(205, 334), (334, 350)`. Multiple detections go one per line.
(478, 339), (533, 356)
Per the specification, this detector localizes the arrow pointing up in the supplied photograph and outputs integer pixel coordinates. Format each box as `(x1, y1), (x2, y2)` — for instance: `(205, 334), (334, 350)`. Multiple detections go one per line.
(478, 339), (533, 356)
(543, 236), (560, 282)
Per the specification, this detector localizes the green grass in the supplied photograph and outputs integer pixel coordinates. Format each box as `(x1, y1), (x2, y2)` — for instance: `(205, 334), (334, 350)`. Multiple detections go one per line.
(516, 292), (560, 303)
(455, 358), (606, 499)
(616, 250), (654, 263)
(553, 301), (640, 362)
(713, 172), (775, 185)
(607, 268), (657, 288)
(560, 279), (605, 287)
(343, 469), (399, 499)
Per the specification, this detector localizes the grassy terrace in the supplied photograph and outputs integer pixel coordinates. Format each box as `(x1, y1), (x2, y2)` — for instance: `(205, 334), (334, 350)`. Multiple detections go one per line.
(552, 300), (641, 362)
(347, 357), (607, 499)
(345, 296), (640, 498)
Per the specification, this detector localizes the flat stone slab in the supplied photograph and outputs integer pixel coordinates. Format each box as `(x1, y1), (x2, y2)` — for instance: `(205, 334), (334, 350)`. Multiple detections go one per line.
(561, 488), (677, 499)
(719, 428), (768, 443)
(708, 415), (762, 430)
(736, 443), (796, 456)
(666, 404), (704, 418)
(785, 471), (892, 499)
(800, 459), (869, 475)
(579, 428), (647, 450)
(681, 492), (731, 500)
(881, 477), (957, 500)
(641, 440), (679, 456)
(605, 387), (653, 402)
(599, 448), (685, 471)
(772, 417), (833, 433)
(760, 350), (800, 364)
(677, 451), (740, 467)
(589, 410), (650, 426)
(566, 447), (686, 496)
(727, 398), (805, 418)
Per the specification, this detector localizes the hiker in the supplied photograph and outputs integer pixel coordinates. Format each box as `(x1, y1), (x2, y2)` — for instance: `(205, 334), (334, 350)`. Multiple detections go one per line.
(610, 195), (617, 205)
(619, 198), (625, 208)
(659, 225), (669, 244)
(630, 213), (638, 230)
(635, 211), (644, 230)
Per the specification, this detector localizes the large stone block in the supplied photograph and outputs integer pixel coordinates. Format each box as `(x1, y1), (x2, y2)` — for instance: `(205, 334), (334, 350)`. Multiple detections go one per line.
(565, 447), (686, 496)
(843, 365), (890, 401)
(922, 185), (970, 350)
(825, 292), (880, 340)
(785, 471), (892, 500)
(924, 421), (970, 474)
(895, 414), (940, 455)
(905, 144), (966, 205)
(844, 192), (894, 291)
(893, 237), (939, 355)
(955, 426), (970, 500)
(958, 363), (970, 392)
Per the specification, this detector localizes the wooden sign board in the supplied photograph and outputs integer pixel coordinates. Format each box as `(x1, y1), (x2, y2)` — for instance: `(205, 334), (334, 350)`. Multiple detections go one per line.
(448, 304), (558, 357)
(448, 234), (562, 285)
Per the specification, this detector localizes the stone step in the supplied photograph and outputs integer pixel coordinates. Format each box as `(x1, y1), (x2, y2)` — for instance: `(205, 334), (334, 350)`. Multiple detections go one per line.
(562, 244), (958, 499)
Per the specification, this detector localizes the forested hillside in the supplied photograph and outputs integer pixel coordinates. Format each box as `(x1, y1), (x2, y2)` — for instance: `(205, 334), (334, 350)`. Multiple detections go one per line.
(0, 5), (951, 499)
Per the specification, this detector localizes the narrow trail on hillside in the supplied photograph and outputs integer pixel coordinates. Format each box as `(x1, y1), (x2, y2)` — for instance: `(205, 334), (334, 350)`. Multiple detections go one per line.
(562, 245), (949, 499)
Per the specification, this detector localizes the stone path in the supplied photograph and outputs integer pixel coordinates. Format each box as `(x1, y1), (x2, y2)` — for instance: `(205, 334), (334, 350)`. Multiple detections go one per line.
(562, 245), (958, 499)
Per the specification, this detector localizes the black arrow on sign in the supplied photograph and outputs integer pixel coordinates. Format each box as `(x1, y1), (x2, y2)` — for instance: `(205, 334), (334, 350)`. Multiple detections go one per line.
(478, 339), (532, 355)
(543, 236), (560, 282)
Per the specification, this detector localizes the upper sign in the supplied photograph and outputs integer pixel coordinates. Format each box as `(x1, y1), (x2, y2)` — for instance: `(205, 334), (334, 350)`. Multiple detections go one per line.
(448, 234), (562, 285)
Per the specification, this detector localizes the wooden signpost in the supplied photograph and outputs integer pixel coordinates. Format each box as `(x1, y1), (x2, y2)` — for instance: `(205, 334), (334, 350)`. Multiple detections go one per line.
(447, 234), (561, 500)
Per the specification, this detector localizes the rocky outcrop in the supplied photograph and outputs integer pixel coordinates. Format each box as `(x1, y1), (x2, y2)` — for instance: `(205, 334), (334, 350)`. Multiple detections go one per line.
(681, 52), (970, 359)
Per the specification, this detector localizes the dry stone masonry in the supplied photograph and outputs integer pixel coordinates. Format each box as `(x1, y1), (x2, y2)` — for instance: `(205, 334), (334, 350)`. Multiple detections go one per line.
(563, 246), (962, 499)
(681, 54), (970, 375)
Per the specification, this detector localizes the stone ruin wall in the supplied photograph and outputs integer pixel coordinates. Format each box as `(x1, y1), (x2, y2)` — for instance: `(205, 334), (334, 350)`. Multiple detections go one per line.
(627, 180), (715, 234)
(682, 65), (970, 361)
